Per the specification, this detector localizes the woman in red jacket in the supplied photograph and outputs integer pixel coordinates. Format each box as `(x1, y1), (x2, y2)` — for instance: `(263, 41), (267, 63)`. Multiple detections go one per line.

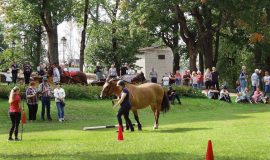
(8, 86), (22, 141)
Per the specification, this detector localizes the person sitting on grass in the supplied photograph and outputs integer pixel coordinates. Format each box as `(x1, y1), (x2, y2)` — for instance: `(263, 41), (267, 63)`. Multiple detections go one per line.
(167, 86), (181, 105)
(207, 86), (219, 99)
(252, 87), (267, 104)
(219, 86), (232, 103)
(236, 87), (252, 103)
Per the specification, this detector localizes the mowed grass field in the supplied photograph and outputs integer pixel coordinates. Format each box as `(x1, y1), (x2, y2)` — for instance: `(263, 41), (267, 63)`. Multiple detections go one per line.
(0, 98), (270, 160)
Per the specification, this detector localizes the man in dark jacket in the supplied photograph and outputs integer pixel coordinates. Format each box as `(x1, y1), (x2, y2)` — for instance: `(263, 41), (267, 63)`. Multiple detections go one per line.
(23, 62), (32, 85)
(211, 67), (219, 91)
(167, 86), (181, 105)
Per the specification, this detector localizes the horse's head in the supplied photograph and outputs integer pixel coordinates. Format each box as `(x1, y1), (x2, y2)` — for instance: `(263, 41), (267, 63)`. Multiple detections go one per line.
(100, 78), (119, 98)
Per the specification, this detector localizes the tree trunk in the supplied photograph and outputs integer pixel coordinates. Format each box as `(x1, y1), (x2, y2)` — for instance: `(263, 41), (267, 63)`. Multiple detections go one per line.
(254, 44), (262, 68)
(79, 0), (89, 72)
(172, 23), (179, 73)
(39, 0), (59, 65)
(202, 33), (213, 69)
(199, 51), (204, 73)
(213, 30), (220, 67)
(47, 26), (59, 64)
(34, 25), (43, 69)
(188, 40), (197, 71)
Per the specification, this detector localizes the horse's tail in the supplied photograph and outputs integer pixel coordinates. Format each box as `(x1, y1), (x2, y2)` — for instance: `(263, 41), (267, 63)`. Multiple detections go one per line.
(161, 91), (170, 113)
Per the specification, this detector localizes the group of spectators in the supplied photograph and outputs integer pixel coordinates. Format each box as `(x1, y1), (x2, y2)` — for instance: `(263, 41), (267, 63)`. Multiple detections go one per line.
(94, 62), (138, 81)
(1, 61), (63, 85)
(235, 66), (270, 104)
(159, 67), (219, 91)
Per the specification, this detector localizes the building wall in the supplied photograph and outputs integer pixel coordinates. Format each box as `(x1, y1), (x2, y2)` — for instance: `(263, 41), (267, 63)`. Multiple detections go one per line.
(136, 47), (173, 83)
(135, 54), (146, 74)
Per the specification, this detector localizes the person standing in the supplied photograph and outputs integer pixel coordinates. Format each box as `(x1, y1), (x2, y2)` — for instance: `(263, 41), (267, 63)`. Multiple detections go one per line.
(239, 66), (248, 92)
(149, 68), (158, 83)
(120, 63), (128, 76)
(191, 71), (198, 89)
(54, 83), (66, 122)
(204, 68), (212, 92)
(38, 77), (52, 121)
(263, 71), (270, 97)
(52, 63), (60, 84)
(3, 70), (12, 85)
(26, 81), (38, 121)
(94, 62), (103, 81)
(174, 70), (181, 86)
(113, 80), (134, 132)
(197, 71), (203, 89)
(11, 61), (19, 84)
(211, 67), (220, 91)
(37, 63), (45, 77)
(126, 65), (135, 75)
(162, 73), (170, 87)
(23, 62), (32, 85)
(251, 69), (260, 95)
(183, 70), (191, 86)
(8, 86), (21, 141)
(108, 64), (117, 79)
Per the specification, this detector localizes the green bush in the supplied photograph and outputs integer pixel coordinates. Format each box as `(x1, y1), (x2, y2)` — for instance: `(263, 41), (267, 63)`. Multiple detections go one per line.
(0, 83), (206, 99)
(165, 85), (207, 98)
(0, 84), (102, 100)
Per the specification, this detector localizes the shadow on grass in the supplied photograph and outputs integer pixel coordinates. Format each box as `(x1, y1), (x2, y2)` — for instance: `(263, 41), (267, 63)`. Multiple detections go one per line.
(0, 151), (256, 160)
(155, 127), (211, 133)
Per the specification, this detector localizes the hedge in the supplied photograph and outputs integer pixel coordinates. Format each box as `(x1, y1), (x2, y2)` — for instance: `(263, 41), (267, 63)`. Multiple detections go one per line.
(0, 83), (206, 100)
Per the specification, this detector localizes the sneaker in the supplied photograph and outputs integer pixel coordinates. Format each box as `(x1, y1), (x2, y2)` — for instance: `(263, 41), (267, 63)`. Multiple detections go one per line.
(8, 137), (14, 141)
(59, 119), (62, 122)
(62, 118), (65, 121)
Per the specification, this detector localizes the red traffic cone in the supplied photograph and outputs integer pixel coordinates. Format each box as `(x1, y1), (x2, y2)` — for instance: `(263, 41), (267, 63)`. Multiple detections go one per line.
(206, 140), (214, 160)
(22, 111), (27, 124)
(118, 125), (124, 141)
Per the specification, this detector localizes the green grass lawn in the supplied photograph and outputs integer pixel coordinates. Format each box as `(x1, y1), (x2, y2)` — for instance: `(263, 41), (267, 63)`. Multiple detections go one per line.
(0, 98), (270, 160)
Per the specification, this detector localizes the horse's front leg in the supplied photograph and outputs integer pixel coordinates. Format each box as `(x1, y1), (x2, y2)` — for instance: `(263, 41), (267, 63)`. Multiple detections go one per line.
(133, 110), (142, 131)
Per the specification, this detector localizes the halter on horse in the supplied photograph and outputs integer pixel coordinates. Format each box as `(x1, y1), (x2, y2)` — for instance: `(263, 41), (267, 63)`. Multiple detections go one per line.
(100, 78), (170, 130)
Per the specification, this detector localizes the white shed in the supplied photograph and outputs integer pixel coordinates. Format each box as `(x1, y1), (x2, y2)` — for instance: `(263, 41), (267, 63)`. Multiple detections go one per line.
(136, 46), (173, 83)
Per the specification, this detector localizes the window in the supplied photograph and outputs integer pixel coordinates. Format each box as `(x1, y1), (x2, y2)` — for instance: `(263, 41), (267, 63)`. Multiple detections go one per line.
(158, 55), (165, 59)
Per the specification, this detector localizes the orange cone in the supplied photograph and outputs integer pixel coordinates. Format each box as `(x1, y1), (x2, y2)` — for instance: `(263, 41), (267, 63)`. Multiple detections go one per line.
(206, 140), (214, 160)
(22, 111), (27, 124)
(118, 125), (123, 141)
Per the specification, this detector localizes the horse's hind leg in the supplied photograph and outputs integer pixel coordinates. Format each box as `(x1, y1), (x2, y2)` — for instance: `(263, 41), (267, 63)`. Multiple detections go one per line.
(133, 110), (142, 131)
(151, 105), (160, 129)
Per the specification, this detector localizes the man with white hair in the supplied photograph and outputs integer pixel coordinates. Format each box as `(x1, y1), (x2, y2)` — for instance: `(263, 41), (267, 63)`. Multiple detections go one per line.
(251, 69), (260, 95)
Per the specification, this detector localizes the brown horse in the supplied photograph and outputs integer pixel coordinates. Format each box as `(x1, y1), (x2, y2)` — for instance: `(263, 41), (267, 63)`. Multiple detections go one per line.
(47, 65), (88, 85)
(100, 79), (170, 130)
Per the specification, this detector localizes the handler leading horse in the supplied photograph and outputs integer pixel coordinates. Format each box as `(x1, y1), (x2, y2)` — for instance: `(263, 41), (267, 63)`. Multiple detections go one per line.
(100, 78), (170, 130)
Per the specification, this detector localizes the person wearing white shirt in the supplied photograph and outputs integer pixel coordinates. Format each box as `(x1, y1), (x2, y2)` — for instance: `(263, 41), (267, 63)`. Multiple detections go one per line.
(54, 83), (66, 122)
(126, 66), (135, 75)
(162, 73), (170, 87)
(263, 71), (270, 97)
(3, 70), (12, 85)
(108, 64), (117, 78)
(251, 69), (259, 95)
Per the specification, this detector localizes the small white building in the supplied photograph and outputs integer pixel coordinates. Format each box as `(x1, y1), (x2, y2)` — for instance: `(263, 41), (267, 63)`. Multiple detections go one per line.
(136, 46), (173, 83)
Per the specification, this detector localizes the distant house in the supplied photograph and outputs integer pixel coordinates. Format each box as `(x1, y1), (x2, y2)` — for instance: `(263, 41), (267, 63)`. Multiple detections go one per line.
(136, 46), (173, 83)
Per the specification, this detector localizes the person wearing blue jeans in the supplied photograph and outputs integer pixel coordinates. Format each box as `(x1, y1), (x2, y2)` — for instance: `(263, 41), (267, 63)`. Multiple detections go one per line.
(239, 66), (248, 92)
(38, 77), (52, 121)
(263, 71), (270, 97)
(54, 83), (66, 122)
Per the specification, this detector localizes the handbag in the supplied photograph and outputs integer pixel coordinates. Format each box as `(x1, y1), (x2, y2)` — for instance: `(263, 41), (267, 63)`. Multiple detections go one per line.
(60, 100), (65, 107)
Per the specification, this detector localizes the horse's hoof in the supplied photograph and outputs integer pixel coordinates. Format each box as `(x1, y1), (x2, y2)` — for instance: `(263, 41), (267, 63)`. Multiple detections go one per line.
(153, 125), (158, 129)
